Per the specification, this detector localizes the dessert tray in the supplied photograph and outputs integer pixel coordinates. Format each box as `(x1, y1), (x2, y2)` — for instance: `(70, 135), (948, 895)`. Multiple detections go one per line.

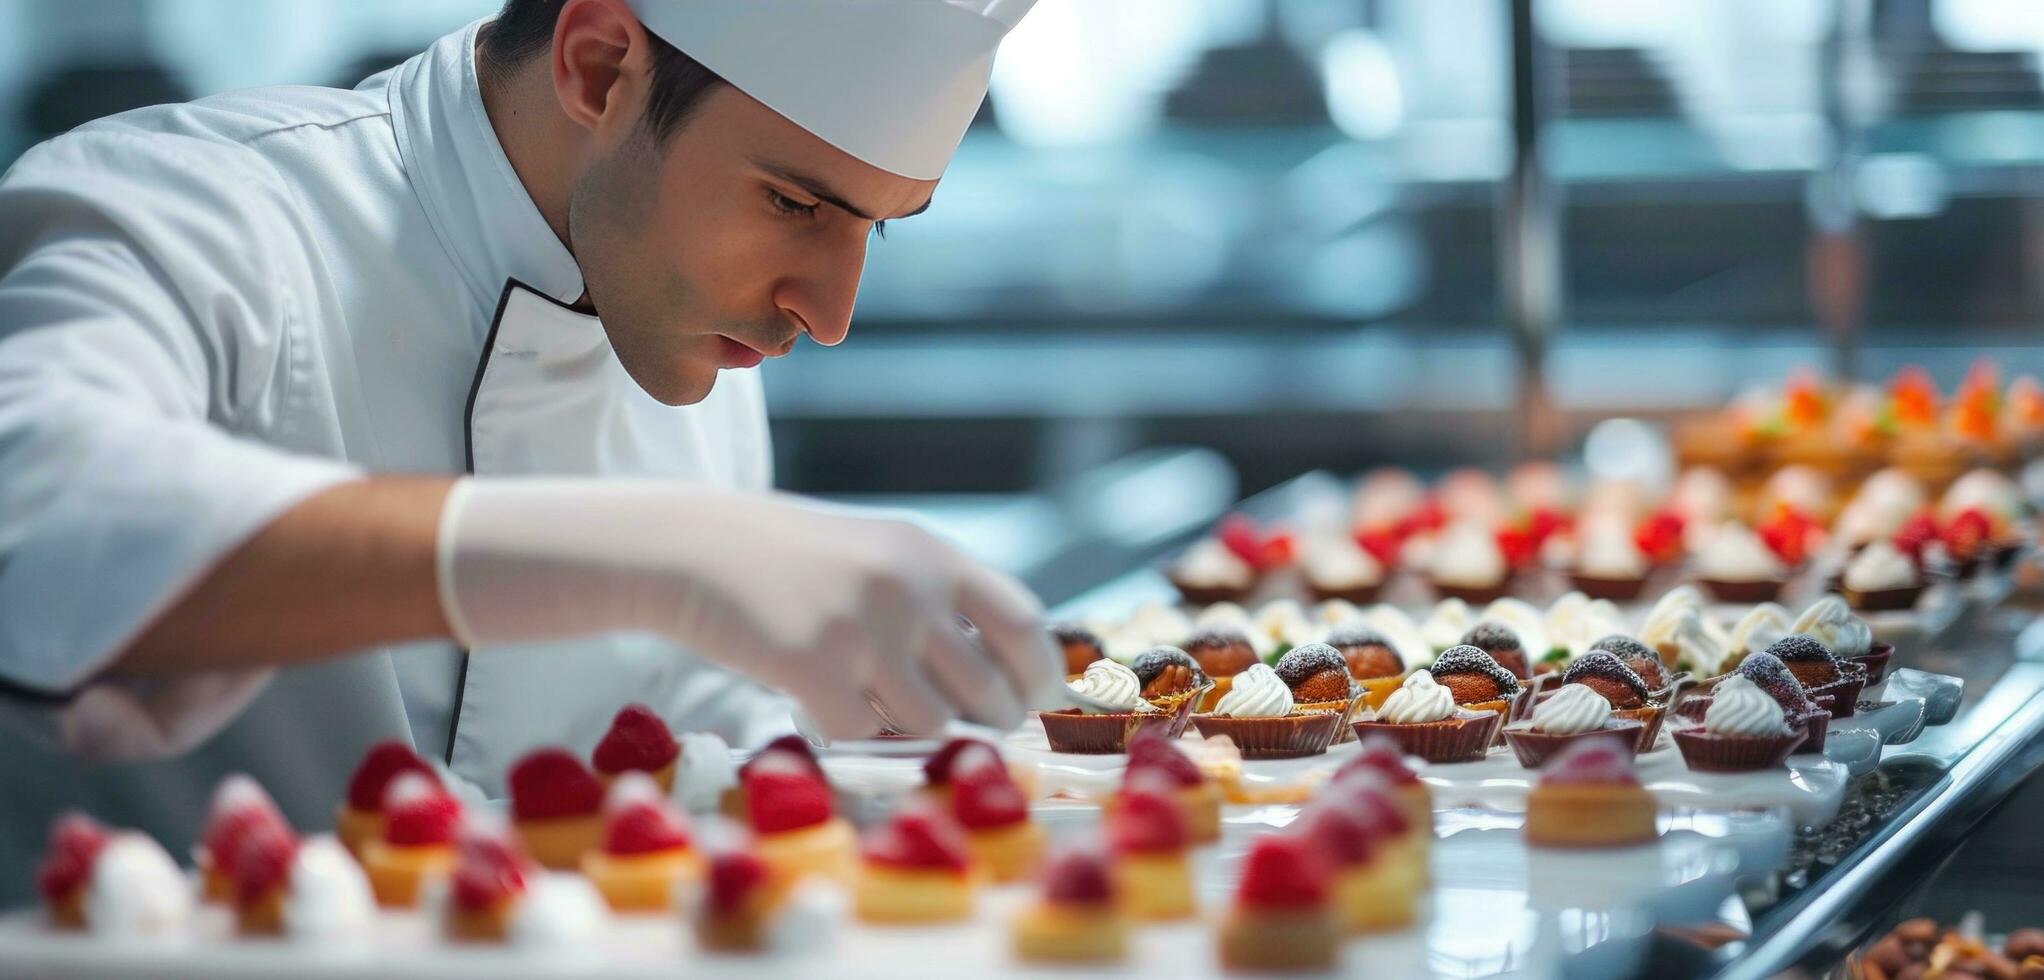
(0, 799), (1790, 980)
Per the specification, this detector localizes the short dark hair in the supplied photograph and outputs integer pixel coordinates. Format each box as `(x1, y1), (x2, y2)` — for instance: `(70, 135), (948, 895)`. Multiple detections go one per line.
(479, 0), (728, 141)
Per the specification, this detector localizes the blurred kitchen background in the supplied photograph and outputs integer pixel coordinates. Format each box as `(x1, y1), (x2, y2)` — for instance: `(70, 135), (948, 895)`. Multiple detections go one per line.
(2, 0), (2043, 604)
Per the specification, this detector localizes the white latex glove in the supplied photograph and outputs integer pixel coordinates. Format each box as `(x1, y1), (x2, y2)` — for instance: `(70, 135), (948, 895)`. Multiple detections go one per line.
(436, 478), (1059, 740)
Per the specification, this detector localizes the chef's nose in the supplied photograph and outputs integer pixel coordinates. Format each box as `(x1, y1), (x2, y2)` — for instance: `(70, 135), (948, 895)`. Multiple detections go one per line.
(774, 239), (865, 348)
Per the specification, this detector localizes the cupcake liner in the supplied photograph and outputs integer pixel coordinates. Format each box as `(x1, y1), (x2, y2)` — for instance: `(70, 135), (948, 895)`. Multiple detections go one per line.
(1432, 582), (1509, 605)
(1843, 583), (1925, 613)
(1671, 724), (1807, 772)
(1568, 573), (1648, 602)
(1502, 719), (1646, 768)
(1612, 703), (1667, 754)
(1294, 691), (1365, 744)
(1807, 664), (1868, 718)
(1351, 711), (1502, 764)
(1849, 644), (1894, 687)
(1793, 709), (1830, 754)
(1695, 577), (1787, 604)
(1040, 681), (1209, 754)
(1192, 711), (1345, 759)
(1166, 575), (1253, 608)
(1309, 582), (1384, 605)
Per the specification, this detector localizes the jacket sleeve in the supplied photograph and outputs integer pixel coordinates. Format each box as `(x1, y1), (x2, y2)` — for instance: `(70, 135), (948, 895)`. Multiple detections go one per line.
(0, 128), (360, 759)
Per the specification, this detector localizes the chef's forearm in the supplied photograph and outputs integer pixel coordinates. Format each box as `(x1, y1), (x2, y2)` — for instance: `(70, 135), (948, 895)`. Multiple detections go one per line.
(114, 477), (456, 676)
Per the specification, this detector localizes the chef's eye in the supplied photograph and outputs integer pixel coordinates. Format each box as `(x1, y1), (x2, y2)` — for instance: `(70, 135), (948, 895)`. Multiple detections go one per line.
(769, 191), (818, 217)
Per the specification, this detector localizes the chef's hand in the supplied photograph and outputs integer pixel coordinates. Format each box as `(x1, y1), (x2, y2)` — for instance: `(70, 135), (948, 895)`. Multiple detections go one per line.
(436, 478), (1060, 739)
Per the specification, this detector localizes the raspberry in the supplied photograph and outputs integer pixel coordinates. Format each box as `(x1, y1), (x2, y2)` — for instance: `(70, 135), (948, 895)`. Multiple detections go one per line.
(1633, 511), (1686, 564)
(383, 777), (462, 846)
(35, 812), (109, 904)
(1296, 805), (1375, 867)
(1355, 527), (1402, 567)
(738, 735), (824, 781)
(231, 819), (298, 906)
(1124, 730), (1202, 789)
(1539, 736), (1640, 787)
(743, 752), (834, 834)
(1040, 848), (1115, 905)
(203, 775), (284, 868)
(508, 748), (605, 821)
(862, 808), (968, 872)
(1218, 515), (1265, 567)
(1944, 509), (1992, 560)
(1323, 779), (1411, 839)
(603, 800), (692, 855)
(451, 830), (528, 911)
(950, 752), (1028, 830)
(1338, 735), (1420, 786)
(1892, 511), (1940, 564)
(1235, 834), (1327, 909)
(705, 850), (770, 916)
(344, 741), (435, 812)
(591, 703), (679, 776)
(1107, 776), (1186, 855)
(921, 737), (995, 787)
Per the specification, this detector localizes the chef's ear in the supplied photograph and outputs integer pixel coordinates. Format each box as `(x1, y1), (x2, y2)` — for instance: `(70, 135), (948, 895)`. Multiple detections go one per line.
(550, 0), (651, 136)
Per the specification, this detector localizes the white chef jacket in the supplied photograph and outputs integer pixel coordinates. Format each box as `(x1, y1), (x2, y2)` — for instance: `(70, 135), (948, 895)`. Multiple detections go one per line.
(0, 19), (795, 900)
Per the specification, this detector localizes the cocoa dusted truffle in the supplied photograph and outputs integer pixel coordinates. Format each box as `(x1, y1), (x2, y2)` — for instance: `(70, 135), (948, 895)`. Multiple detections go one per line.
(1274, 643), (1353, 703)
(1324, 627), (1404, 680)
(1130, 646), (1205, 699)
(1181, 629), (1260, 680)
(1589, 634), (1669, 691)
(1762, 634), (1842, 688)
(1427, 644), (1522, 705)
(1458, 621), (1530, 680)
(1559, 650), (1650, 710)
(1733, 653), (1818, 715)
(1050, 624), (1105, 676)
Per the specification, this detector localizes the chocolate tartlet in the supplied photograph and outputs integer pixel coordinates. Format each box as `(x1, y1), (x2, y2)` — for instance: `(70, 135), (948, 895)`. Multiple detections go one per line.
(1671, 721), (1806, 772)
(1458, 622), (1531, 680)
(1503, 718), (1646, 769)
(1426, 645), (1522, 715)
(1130, 647), (1208, 703)
(1273, 643), (1364, 743)
(1191, 710), (1349, 760)
(1588, 635), (1671, 693)
(1557, 651), (1665, 752)
(1051, 624), (1106, 678)
(1182, 629), (1259, 711)
(1325, 626), (1406, 711)
(1759, 634), (1867, 718)
(1724, 652), (1831, 752)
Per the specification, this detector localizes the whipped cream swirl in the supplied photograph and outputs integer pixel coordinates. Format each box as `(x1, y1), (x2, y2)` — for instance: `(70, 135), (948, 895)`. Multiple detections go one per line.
(1376, 670), (1457, 724)
(671, 732), (739, 815)
(511, 875), (609, 950)
(1729, 603), (1792, 658)
(1303, 537), (1382, 588)
(1530, 683), (1612, 735)
(1694, 522), (1787, 581)
(86, 833), (191, 938)
(1843, 540), (1918, 592)
(283, 836), (375, 942)
(1703, 675), (1788, 737)
(1173, 538), (1254, 588)
(1211, 663), (1295, 718)
(1067, 659), (1155, 714)
(1791, 596), (1873, 658)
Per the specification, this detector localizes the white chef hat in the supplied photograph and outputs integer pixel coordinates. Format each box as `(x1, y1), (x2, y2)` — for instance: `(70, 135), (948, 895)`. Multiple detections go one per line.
(627, 0), (1038, 181)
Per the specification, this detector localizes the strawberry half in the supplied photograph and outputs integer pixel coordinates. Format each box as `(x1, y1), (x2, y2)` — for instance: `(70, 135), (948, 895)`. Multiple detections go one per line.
(1107, 776), (1186, 855)
(1892, 511), (1941, 565)
(744, 751), (834, 834)
(1235, 834), (1328, 910)
(949, 751), (1027, 830)
(36, 812), (109, 905)
(604, 798), (692, 856)
(1296, 803), (1376, 868)
(592, 703), (680, 776)
(1039, 848), (1115, 906)
(1123, 730), (1201, 789)
(1944, 508), (1992, 561)
(862, 808), (968, 872)
(231, 818), (298, 907)
(1633, 510), (1686, 566)
(921, 737), (995, 786)
(451, 829), (529, 912)
(1322, 779), (1410, 840)
(738, 735), (825, 781)
(383, 774), (462, 846)
(344, 741), (435, 812)
(1354, 527), (1403, 568)
(509, 748), (606, 821)
(1540, 737), (1640, 787)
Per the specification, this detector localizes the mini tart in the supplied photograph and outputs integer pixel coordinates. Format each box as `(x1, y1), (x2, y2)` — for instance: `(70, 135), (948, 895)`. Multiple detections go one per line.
(854, 863), (975, 924)
(1329, 858), (1416, 933)
(581, 847), (703, 913)
(516, 813), (605, 871)
(1012, 900), (1126, 963)
(1111, 852), (1195, 921)
(1351, 710), (1502, 764)
(1696, 577), (1787, 604)
(360, 840), (457, 908)
(755, 818), (857, 886)
(1217, 908), (1340, 972)
(1105, 782), (1223, 844)
(1842, 582), (1926, 612)
(1671, 723), (1807, 772)
(445, 897), (516, 943)
(1167, 573), (1252, 607)
(1525, 781), (1657, 848)
(1503, 718), (1646, 769)
(333, 806), (385, 860)
(962, 821), (1047, 883)
(1192, 710), (1347, 759)
(1568, 572), (1649, 602)
(1037, 684), (1206, 754)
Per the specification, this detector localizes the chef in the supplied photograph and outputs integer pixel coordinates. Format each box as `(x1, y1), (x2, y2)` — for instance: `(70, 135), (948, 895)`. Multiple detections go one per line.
(0, 0), (1051, 899)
